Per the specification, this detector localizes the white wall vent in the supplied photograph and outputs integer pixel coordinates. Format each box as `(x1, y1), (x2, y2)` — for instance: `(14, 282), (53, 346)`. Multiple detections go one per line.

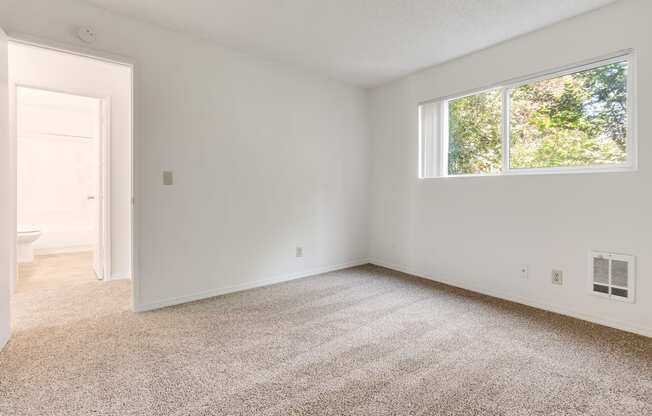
(590, 251), (635, 303)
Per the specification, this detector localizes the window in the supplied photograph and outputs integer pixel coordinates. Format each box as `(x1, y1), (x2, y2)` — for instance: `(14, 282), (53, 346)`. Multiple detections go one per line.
(419, 51), (635, 177)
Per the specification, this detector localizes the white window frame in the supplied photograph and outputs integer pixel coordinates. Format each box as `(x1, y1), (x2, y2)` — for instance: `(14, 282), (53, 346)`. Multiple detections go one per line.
(419, 50), (637, 178)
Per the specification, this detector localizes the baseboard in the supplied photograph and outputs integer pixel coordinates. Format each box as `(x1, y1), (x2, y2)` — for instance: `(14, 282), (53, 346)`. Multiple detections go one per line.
(0, 331), (9, 352)
(134, 259), (370, 313)
(34, 245), (94, 256)
(108, 274), (131, 281)
(370, 258), (652, 338)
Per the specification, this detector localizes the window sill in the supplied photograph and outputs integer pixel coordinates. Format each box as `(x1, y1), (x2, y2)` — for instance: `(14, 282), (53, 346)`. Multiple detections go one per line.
(420, 165), (637, 180)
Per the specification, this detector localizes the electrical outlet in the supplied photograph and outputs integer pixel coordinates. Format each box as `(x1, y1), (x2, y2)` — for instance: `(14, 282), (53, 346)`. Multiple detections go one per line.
(551, 270), (563, 285)
(519, 266), (529, 279)
(295, 247), (303, 258)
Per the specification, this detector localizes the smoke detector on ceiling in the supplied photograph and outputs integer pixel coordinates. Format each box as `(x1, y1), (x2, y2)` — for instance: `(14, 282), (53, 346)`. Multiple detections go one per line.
(77, 26), (96, 43)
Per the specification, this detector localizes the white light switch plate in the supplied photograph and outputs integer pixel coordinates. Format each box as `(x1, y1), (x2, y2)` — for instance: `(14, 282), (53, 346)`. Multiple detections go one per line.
(163, 171), (173, 186)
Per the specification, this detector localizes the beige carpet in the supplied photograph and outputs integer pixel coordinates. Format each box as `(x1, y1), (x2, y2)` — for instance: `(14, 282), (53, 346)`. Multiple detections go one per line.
(1, 253), (650, 415)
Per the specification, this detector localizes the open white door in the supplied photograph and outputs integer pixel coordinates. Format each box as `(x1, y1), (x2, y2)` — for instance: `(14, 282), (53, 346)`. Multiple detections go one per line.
(0, 25), (12, 350)
(92, 99), (107, 280)
(91, 99), (102, 279)
(93, 97), (112, 281)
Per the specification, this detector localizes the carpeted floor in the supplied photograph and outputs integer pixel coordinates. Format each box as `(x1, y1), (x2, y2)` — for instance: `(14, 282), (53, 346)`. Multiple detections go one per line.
(1, 253), (651, 415)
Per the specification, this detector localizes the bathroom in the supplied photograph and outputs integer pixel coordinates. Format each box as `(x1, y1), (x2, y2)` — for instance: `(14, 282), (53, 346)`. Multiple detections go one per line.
(16, 86), (101, 277)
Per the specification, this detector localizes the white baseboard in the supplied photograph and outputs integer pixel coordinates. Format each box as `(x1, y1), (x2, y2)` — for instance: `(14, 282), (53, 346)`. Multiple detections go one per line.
(108, 274), (131, 281)
(134, 259), (370, 313)
(370, 258), (652, 339)
(0, 331), (9, 352)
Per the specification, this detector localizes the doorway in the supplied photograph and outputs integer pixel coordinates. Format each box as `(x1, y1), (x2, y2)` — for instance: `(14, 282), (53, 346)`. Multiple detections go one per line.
(15, 86), (108, 287)
(5, 39), (134, 335)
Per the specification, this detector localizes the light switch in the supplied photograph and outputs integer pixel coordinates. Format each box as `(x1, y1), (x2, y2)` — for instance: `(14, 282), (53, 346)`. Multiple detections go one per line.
(163, 171), (173, 186)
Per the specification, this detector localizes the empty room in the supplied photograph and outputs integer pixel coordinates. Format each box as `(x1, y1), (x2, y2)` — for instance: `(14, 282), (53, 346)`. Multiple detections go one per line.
(0, 1), (650, 415)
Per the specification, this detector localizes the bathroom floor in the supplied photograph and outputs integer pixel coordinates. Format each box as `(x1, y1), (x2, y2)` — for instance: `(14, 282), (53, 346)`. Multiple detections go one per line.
(13, 252), (131, 331)
(17, 251), (96, 286)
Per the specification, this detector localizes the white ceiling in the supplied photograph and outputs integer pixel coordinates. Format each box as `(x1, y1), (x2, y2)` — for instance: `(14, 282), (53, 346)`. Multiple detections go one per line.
(83, 0), (617, 87)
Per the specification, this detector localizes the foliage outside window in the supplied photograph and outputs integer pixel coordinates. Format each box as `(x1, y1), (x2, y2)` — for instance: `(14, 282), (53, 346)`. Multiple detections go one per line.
(448, 89), (502, 175)
(420, 53), (634, 177)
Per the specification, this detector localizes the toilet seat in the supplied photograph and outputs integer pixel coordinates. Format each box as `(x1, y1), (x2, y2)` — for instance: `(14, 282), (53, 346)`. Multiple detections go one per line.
(17, 227), (42, 264)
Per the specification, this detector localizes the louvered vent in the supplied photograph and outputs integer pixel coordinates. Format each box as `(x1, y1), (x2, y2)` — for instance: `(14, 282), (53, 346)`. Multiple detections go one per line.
(590, 251), (635, 303)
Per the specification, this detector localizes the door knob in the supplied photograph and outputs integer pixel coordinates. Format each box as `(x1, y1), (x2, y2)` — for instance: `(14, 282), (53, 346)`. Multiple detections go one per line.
(87, 196), (96, 200)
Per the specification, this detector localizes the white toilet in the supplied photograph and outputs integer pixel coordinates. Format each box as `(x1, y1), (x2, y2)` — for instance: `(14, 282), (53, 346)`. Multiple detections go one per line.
(17, 227), (42, 264)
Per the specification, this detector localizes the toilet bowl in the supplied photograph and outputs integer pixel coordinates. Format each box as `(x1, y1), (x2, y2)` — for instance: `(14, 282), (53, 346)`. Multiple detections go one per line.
(17, 227), (42, 264)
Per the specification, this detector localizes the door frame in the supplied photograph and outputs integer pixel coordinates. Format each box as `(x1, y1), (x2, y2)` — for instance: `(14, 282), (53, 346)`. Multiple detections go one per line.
(11, 84), (111, 283)
(6, 34), (138, 309)
(97, 96), (112, 281)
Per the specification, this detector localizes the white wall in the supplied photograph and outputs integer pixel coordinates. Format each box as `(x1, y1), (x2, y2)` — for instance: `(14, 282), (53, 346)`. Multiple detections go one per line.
(0, 26), (10, 350)
(9, 43), (132, 278)
(17, 91), (98, 251)
(0, 0), (370, 311)
(368, 0), (652, 336)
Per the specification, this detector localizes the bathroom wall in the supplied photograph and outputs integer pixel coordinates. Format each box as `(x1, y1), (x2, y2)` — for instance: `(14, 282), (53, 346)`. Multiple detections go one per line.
(17, 88), (99, 253)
